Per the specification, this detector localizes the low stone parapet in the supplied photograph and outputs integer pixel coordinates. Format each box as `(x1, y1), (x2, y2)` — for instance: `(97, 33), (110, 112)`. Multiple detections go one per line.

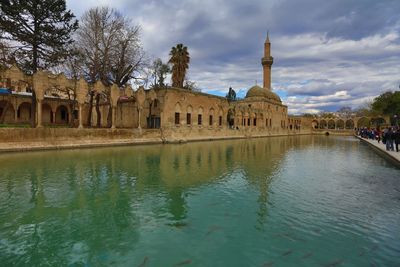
(0, 126), (313, 152)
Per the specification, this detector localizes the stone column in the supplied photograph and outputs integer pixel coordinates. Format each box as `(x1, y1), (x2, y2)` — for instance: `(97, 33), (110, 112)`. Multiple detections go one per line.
(14, 106), (18, 122)
(68, 109), (72, 124)
(135, 87), (145, 130)
(36, 99), (42, 128)
(52, 111), (56, 124)
(78, 104), (83, 128)
(160, 111), (164, 129)
(137, 107), (142, 129)
(111, 106), (116, 129)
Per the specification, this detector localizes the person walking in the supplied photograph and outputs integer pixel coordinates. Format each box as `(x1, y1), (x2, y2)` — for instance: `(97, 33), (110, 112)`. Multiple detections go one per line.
(382, 127), (388, 145)
(386, 128), (394, 151)
(394, 128), (400, 152)
(376, 128), (381, 143)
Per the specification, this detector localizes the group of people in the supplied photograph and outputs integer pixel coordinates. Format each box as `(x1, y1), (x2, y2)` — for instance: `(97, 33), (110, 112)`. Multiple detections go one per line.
(357, 127), (400, 152)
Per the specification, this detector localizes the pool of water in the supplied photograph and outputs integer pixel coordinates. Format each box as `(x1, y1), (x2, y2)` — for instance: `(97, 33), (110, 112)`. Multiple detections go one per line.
(0, 136), (399, 266)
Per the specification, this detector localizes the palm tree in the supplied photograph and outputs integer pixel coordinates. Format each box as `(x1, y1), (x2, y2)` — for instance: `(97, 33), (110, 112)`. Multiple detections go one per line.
(168, 44), (190, 88)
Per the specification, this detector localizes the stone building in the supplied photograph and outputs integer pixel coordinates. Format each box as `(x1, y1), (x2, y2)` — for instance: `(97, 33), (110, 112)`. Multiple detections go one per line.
(0, 34), (304, 139)
(150, 33), (293, 137)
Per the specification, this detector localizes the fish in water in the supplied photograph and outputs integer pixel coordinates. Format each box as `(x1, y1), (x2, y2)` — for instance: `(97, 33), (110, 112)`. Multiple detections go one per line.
(370, 244), (378, 251)
(273, 232), (296, 242)
(224, 212), (240, 218)
(166, 222), (188, 228)
(302, 252), (313, 259)
(137, 256), (148, 267)
(358, 249), (366, 256)
(175, 259), (192, 266)
(313, 228), (322, 234)
(282, 250), (293, 256)
(206, 225), (223, 235)
(262, 261), (274, 267)
(323, 259), (343, 267)
(281, 234), (297, 242)
(283, 233), (306, 242)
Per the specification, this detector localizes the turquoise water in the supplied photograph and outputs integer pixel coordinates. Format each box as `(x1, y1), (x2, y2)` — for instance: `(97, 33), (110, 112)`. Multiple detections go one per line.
(0, 136), (399, 267)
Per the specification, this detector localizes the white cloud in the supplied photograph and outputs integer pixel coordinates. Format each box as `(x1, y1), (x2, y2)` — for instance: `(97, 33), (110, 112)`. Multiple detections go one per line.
(65, 0), (400, 114)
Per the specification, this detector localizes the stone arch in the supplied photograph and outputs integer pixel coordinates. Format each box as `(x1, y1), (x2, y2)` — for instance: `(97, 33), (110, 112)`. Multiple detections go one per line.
(116, 99), (135, 128)
(267, 111), (272, 128)
(235, 110), (243, 127)
(55, 105), (69, 125)
(336, 119), (344, 129)
(218, 107), (224, 116)
(17, 102), (32, 123)
(320, 119), (327, 129)
(174, 102), (182, 125)
(218, 107), (223, 126)
(175, 102), (182, 113)
(328, 119), (335, 129)
(197, 106), (204, 125)
(311, 119), (319, 129)
(251, 112), (257, 126)
(258, 113), (264, 128)
(146, 99), (161, 129)
(187, 105), (193, 113)
(186, 105), (193, 125)
(42, 103), (53, 125)
(345, 119), (354, 129)
(243, 112), (249, 126)
(357, 117), (370, 128)
(226, 108), (235, 128)
(198, 106), (204, 114)
(0, 100), (15, 124)
(209, 107), (215, 115)
(227, 108), (235, 127)
(209, 107), (215, 126)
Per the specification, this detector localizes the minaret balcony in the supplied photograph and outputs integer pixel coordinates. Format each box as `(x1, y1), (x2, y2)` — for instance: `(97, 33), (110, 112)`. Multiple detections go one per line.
(262, 57), (274, 66)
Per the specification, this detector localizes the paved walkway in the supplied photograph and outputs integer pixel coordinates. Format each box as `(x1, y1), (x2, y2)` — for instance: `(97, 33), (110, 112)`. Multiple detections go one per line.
(356, 135), (400, 166)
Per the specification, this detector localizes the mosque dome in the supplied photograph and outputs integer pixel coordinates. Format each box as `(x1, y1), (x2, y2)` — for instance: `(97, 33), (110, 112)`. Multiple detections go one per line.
(245, 85), (281, 103)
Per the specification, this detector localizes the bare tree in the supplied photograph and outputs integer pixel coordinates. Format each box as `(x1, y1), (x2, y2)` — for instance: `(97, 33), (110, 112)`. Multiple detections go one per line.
(183, 79), (200, 92)
(76, 7), (145, 127)
(56, 46), (86, 127)
(149, 58), (170, 88)
(336, 106), (352, 117)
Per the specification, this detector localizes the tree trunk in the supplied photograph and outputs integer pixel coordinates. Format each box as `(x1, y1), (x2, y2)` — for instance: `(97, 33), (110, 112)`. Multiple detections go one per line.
(31, 36), (38, 128)
(148, 102), (153, 128)
(69, 102), (75, 127)
(87, 91), (94, 127)
(95, 93), (101, 127)
(107, 103), (112, 128)
(31, 89), (36, 127)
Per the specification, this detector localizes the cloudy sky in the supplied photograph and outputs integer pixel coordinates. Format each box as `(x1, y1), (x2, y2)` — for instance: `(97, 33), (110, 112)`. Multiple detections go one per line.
(66, 0), (400, 114)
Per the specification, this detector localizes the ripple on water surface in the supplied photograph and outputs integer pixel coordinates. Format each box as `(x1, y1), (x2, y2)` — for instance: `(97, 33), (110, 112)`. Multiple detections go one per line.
(0, 136), (399, 266)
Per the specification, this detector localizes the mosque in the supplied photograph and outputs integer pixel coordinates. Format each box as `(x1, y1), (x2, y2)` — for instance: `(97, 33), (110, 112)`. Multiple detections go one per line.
(0, 34), (305, 141)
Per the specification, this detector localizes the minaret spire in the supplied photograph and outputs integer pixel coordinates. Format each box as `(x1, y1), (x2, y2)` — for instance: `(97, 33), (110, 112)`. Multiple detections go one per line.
(262, 31), (273, 89)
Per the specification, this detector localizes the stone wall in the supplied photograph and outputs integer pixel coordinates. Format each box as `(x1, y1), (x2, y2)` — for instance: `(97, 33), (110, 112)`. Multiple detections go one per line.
(0, 128), (160, 143)
(0, 124), (312, 144)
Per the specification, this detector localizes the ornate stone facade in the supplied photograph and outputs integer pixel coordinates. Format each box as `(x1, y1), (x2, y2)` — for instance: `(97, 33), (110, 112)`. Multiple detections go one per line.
(0, 34), (305, 138)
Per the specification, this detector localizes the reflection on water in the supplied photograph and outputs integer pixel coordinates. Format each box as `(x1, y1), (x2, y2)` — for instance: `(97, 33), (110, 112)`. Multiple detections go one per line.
(0, 136), (399, 266)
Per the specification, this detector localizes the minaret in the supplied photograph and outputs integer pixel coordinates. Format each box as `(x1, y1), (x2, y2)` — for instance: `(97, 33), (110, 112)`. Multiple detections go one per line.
(262, 31), (273, 89)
